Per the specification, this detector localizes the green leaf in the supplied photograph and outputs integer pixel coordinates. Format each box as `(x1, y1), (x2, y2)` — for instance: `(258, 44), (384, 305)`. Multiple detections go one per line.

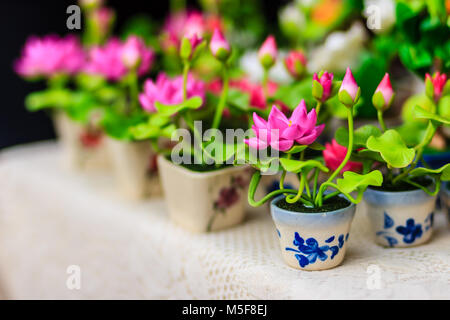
(336, 170), (383, 194)
(335, 125), (382, 149)
(308, 141), (325, 151)
(409, 163), (450, 181)
(285, 145), (307, 154)
(312, 80), (323, 101)
(357, 149), (385, 163)
(366, 130), (415, 168)
(226, 89), (250, 111)
(179, 37), (192, 60)
(155, 96), (203, 117)
(279, 158), (329, 174)
(413, 105), (450, 125)
(25, 89), (73, 111)
(203, 140), (246, 163)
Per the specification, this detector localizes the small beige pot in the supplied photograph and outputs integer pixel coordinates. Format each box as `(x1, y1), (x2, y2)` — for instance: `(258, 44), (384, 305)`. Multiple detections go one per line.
(52, 111), (109, 171)
(158, 155), (250, 233)
(106, 138), (162, 200)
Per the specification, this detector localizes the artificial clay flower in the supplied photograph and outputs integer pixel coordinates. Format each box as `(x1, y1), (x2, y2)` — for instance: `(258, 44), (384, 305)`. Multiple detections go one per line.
(425, 72), (448, 102)
(86, 37), (154, 81)
(244, 100), (324, 151)
(139, 72), (205, 112)
(312, 71), (334, 103)
(14, 35), (85, 78)
(284, 50), (307, 79)
(339, 67), (360, 107)
(258, 35), (278, 70)
(210, 28), (231, 61)
(372, 73), (394, 111)
(323, 139), (363, 173)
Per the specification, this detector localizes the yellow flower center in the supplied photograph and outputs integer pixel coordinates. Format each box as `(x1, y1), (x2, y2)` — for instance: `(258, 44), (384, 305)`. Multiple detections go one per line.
(289, 121), (292, 127)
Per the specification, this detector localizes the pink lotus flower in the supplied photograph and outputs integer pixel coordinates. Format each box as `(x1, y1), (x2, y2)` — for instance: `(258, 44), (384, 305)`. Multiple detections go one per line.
(339, 67), (359, 102)
(120, 36), (154, 70)
(258, 35), (277, 69)
(373, 73), (394, 110)
(284, 50), (307, 79)
(425, 72), (447, 102)
(244, 100), (325, 151)
(14, 35), (85, 78)
(323, 139), (362, 174)
(313, 71), (334, 102)
(139, 72), (205, 112)
(161, 10), (209, 50)
(86, 37), (154, 81)
(210, 28), (230, 60)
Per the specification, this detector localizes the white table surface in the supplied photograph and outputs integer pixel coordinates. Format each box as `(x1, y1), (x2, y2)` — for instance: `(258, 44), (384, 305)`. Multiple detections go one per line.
(0, 142), (449, 299)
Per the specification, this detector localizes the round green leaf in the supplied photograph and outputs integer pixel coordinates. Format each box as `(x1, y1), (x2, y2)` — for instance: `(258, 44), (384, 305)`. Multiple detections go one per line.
(279, 158), (329, 174)
(336, 170), (383, 194)
(366, 130), (415, 168)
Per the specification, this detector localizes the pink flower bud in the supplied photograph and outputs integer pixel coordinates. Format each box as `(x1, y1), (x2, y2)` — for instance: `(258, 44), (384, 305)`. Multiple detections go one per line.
(339, 67), (360, 106)
(188, 33), (203, 52)
(92, 7), (114, 37)
(209, 28), (230, 61)
(121, 36), (153, 70)
(284, 50), (307, 79)
(312, 71), (334, 102)
(258, 35), (277, 69)
(425, 72), (447, 102)
(373, 73), (394, 110)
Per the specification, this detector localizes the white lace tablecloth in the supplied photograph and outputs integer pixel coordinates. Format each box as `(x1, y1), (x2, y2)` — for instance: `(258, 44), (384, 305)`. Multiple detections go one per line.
(0, 142), (449, 300)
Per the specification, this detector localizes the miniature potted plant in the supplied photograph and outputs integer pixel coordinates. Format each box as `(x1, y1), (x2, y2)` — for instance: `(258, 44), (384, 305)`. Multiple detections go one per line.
(336, 71), (450, 247)
(245, 68), (383, 270)
(131, 29), (252, 232)
(14, 0), (115, 170)
(81, 34), (163, 199)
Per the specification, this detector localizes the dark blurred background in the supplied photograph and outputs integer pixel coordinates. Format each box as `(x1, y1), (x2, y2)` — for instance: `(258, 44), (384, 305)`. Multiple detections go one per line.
(0, 0), (285, 149)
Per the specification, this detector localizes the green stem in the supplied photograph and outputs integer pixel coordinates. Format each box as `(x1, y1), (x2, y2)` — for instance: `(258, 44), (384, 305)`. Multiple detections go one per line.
(182, 62), (190, 102)
(377, 110), (387, 132)
(247, 171), (299, 207)
(128, 71), (139, 113)
(316, 101), (322, 118)
(262, 68), (269, 100)
(312, 168), (319, 202)
(316, 107), (354, 206)
(212, 66), (229, 130)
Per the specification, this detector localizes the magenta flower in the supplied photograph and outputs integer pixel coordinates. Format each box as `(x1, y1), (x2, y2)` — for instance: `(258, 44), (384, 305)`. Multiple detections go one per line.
(14, 35), (85, 78)
(161, 10), (206, 50)
(188, 33), (203, 53)
(86, 37), (154, 81)
(244, 100), (325, 151)
(373, 73), (394, 110)
(284, 50), (306, 79)
(258, 35), (277, 69)
(323, 139), (362, 174)
(120, 36), (154, 70)
(312, 71), (334, 102)
(425, 72), (447, 102)
(210, 28), (230, 60)
(339, 67), (360, 106)
(139, 72), (205, 112)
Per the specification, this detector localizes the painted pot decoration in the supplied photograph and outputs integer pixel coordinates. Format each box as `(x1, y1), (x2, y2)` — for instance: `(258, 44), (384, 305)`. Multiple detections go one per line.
(157, 155), (250, 233)
(270, 195), (356, 271)
(106, 138), (161, 200)
(440, 182), (450, 224)
(364, 187), (436, 248)
(52, 111), (110, 171)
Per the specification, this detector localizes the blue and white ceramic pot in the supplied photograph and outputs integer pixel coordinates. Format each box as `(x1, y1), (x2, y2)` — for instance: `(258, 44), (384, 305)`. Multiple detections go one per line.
(440, 182), (450, 224)
(271, 195), (356, 271)
(364, 188), (436, 248)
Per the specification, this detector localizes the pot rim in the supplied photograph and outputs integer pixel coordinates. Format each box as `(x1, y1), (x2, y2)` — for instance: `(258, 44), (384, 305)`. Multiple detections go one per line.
(157, 154), (248, 179)
(364, 185), (435, 206)
(270, 194), (356, 218)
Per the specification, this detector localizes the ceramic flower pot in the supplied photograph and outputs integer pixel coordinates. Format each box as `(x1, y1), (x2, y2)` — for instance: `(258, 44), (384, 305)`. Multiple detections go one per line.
(364, 188), (436, 248)
(52, 111), (109, 170)
(106, 138), (162, 200)
(271, 195), (356, 271)
(157, 155), (250, 233)
(440, 182), (450, 224)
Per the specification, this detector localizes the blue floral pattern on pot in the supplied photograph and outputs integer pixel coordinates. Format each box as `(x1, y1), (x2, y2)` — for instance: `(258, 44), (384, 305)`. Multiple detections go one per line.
(376, 212), (433, 247)
(285, 232), (349, 268)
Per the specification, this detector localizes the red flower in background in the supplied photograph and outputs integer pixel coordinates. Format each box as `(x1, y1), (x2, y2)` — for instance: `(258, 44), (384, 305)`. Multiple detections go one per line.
(323, 139), (362, 173)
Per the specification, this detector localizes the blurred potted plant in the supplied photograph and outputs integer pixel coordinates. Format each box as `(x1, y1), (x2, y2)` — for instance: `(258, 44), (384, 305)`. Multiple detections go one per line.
(131, 29), (252, 232)
(245, 68), (383, 270)
(337, 71), (450, 247)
